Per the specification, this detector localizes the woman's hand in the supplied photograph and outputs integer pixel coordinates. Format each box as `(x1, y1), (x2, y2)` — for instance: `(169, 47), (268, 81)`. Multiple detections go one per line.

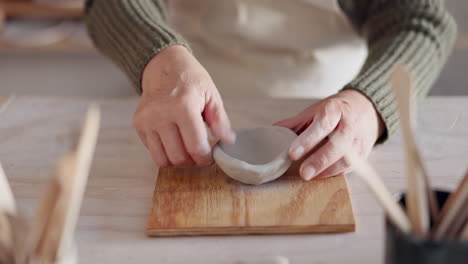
(274, 89), (385, 180)
(133, 45), (235, 168)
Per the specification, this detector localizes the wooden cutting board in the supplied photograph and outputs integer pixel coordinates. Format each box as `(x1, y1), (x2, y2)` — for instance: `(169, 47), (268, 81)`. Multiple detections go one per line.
(147, 161), (355, 236)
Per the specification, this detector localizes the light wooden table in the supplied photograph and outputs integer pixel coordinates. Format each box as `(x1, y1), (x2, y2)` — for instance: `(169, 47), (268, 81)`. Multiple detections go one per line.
(1, 96), (467, 264)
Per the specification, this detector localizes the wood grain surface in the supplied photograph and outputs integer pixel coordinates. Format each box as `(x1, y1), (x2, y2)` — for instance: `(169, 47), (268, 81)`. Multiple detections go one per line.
(147, 161), (355, 236)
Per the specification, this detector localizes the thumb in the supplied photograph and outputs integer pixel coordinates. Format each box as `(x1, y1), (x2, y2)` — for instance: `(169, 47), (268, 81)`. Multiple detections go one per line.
(203, 96), (236, 144)
(274, 114), (309, 134)
(273, 116), (300, 130)
(274, 105), (317, 134)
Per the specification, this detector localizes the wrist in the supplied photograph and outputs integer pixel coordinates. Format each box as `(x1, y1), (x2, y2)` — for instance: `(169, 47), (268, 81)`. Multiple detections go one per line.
(151, 45), (192, 64)
(339, 89), (385, 140)
(141, 45), (191, 95)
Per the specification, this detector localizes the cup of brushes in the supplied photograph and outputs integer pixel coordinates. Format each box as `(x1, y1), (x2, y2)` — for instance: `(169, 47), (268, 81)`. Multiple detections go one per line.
(343, 64), (468, 264)
(0, 106), (100, 264)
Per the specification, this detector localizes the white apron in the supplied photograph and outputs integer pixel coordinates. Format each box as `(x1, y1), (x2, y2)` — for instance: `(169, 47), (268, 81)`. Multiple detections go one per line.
(167, 0), (368, 99)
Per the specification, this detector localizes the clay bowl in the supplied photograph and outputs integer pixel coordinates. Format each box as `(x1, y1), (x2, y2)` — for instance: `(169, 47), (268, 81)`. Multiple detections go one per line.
(213, 126), (297, 185)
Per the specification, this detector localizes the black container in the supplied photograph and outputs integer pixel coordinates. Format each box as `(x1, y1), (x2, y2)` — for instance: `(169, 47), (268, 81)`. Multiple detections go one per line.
(385, 191), (468, 264)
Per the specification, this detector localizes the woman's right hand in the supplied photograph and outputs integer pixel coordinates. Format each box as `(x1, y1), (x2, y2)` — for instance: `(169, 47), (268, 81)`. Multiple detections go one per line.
(133, 45), (235, 168)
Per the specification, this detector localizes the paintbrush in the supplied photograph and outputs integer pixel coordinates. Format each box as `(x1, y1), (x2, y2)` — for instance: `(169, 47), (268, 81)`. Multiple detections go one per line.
(390, 64), (438, 236)
(434, 171), (468, 240)
(344, 152), (412, 234)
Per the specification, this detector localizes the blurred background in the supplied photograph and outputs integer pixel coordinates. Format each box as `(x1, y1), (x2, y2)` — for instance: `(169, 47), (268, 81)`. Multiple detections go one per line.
(0, 0), (467, 97)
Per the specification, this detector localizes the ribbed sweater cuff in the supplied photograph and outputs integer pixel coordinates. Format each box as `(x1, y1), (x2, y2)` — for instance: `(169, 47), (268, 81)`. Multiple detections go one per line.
(85, 0), (190, 93)
(342, 3), (457, 144)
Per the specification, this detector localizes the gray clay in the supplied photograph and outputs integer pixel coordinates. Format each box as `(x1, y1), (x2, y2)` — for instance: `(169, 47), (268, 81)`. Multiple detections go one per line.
(213, 126), (297, 185)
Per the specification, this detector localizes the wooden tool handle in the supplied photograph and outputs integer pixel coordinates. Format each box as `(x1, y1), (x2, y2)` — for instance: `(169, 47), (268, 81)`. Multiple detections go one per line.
(461, 222), (468, 240)
(0, 163), (16, 215)
(434, 171), (468, 240)
(344, 153), (411, 234)
(56, 105), (100, 260)
(391, 64), (432, 236)
(28, 105), (100, 263)
(0, 213), (14, 259)
(30, 155), (74, 263)
(0, 95), (14, 115)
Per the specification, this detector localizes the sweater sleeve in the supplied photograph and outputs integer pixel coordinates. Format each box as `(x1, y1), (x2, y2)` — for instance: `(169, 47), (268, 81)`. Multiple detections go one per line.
(84, 0), (190, 93)
(338, 0), (457, 143)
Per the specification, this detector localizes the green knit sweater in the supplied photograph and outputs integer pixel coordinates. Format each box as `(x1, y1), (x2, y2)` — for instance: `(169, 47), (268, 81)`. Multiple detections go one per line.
(84, 0), (457, 142)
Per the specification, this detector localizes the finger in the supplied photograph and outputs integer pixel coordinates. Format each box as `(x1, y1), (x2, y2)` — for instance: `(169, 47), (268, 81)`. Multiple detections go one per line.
(147, 132), (170, 168)
(300, 121), (353, 180)
(203, 96), (236, 144)
(274, 117), (311, 134)
(177, 111), (213, 166)
(159, 124), (195, 167)
(273, 106), (317, 133)
(314, 158), (352, 179)
(273, 115), (301, 130)
(136, 129), (149, 148)
(289, 109), (341, 161)
(299, 139), (345, 181)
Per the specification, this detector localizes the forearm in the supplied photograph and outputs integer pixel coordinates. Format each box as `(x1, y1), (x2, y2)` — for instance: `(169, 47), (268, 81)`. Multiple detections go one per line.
(84, 0), (190, 92)
(340, 0), (457, 143)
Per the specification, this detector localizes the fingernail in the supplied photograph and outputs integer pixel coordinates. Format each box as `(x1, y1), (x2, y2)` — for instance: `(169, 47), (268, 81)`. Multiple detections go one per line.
(302, 166), (316, 181)
(225, 130), (236, 144)
(290, 146), (304, 160)
(201, 140), (212, 154)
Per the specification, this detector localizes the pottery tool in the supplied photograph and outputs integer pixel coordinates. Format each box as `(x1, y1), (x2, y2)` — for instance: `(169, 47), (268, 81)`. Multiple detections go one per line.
(460, 223), (468, 240)
(0, 247), (14, 264)
(344, 153), (411, 234)
(0, 212), (14, 264)
(56, 105), (99, 260)
(448, 209), (468, 239)
(29, 106), (100, 263)
(434, 171), (468, 240)
(0, 95), (14, 115)
(391, 64), (437, 236)
(29, 154), (75, 264)
(0, 163), (16, 215)
(0, 163), (16, 262)
(147, 159), (355, 236)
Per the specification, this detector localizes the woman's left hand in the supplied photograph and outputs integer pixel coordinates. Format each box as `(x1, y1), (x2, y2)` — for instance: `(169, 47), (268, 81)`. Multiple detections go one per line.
(274, 89), (385, 181)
